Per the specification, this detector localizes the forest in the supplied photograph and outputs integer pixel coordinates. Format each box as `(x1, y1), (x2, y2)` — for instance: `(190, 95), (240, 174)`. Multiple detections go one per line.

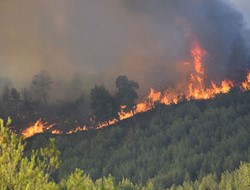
(0, 71), (143, 134)
(0, 70), (250, 189)
(18, 88), (249, 189)
(1, 114), (249, 190)
(1, 0), (250, 189)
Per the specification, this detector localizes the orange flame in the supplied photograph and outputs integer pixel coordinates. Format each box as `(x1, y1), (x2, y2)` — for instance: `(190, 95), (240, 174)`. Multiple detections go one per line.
(101, 35), (246, 124)
(186, 38), (234, 100)
(21, 119), (55, 139)
(51, 130), (62, 135)
(21, 29), (250, 138)
(191, 40), (206, 75)
(66, 126), (88, 134)
(22, 119), (89, 138)
(241, 73), (250, 91)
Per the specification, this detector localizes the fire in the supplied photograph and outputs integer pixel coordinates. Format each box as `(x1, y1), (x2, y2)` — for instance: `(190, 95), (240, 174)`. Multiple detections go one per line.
(66, 126), (88, 134)
(22, 119), (89, 138)
(186, 38), (234, 100)
(21, 28), (250, 138)
(241, 73), (250, 91)
(21, 119), (55, 139)
(191, 40), (206, 75)
(51, 130), (62, 135)
(105, 35), (247, 124)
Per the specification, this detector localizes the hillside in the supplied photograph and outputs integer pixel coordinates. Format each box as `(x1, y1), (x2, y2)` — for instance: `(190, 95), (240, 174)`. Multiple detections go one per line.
(26, 89), (250, 188)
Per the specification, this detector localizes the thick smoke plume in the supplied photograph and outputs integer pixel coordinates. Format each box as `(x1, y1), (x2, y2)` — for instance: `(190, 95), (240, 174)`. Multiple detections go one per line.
(0, 0), (249, 100)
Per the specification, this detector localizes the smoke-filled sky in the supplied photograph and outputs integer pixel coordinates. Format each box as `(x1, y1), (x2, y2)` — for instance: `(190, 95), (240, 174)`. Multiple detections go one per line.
(0, 0), (249, 99)
(229, 0), (250, 25)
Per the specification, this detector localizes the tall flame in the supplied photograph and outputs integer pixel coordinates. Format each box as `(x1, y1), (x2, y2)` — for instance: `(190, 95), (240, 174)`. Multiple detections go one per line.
(113, 36), (238, 124)
(186, 38), (234, 100)
(21, 31), (250, 138)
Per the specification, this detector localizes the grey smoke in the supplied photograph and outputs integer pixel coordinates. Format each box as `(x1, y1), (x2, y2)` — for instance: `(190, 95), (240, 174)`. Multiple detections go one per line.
(0, 0), (249, 100)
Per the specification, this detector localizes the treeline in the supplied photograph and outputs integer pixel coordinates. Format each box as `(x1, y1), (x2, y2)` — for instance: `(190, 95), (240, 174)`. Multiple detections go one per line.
(27, 89), (250, 188)
(1, 117), (249, 190)
(0, 71), (88, 131)
(0, 70), (140, 131)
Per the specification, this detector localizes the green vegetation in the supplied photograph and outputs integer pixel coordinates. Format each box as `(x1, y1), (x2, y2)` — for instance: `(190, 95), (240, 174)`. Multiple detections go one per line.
(0, 73), (140, 132)
(25, 89), (250, 189)
(0, 117), (60, 190)
(1, 116), (249, 189)
(168, 162), (250, 190)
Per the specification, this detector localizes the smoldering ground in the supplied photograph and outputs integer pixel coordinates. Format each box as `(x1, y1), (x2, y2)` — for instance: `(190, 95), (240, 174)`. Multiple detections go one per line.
(0, 0), (249, 101)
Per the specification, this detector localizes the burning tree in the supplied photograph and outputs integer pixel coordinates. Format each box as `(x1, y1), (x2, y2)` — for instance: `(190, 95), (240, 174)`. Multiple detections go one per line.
(32, 71), (53, 104)
(116, 75), (139, 121)
(90, 85), (119, 125)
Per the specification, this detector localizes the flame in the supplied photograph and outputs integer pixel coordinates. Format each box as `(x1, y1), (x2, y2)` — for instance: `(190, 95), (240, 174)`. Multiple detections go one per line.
(186, 38), (234, 100)
(99, 35), (245, 125)
(51, 130), (62, 135)
(21, 119), (55, 139)
(241, 73), (250, 91)
(191, 40), (206, 75)
(21, 28), (250, 138)
(22, 119), (89, 138)
(66, 126), (88, 134)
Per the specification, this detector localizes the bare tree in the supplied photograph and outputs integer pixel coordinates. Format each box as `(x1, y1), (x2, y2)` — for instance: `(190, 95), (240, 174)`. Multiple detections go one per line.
(10, 88), (20, 115)
(2, 86), (21, 116)
(21, 88), (33, 109)
(2, 86), (12, 114)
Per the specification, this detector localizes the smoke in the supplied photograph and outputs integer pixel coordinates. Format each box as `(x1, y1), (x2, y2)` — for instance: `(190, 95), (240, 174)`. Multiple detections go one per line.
(0, 0), (249, 100)
(228, 0), (250, 26)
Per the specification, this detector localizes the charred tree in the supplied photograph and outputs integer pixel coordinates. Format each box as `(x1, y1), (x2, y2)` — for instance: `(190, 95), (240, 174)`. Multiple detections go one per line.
(10, 88), (20, 116)
(90, 85), (119, 126)
(32, 71), (53, 105)
(116, 75), (139, 123)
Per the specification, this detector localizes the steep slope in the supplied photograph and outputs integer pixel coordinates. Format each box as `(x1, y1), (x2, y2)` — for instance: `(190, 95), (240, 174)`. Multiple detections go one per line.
(26, 89), (250, 188)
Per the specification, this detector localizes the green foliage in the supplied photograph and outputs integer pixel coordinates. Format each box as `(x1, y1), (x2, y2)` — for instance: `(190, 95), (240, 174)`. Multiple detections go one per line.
(1, 118), (248, 190)
(36, 90), (250, 189)
(169, 162), (250, 190)
(60, 168), (96, 190)
(95, 175), (116, 190)
(5, 90), (249, 189)
(118, 178), (139, 190)
(198, 174), (219, 190)
(0, 118), (59, 190)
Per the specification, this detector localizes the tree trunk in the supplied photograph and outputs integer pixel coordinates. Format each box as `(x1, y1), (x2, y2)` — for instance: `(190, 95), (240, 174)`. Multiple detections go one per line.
(132, 108), (136, 124)
(42, 88), (47, 104)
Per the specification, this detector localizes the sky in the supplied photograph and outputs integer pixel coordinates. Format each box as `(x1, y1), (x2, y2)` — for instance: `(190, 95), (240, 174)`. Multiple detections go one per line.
(0, 0), (249, 98)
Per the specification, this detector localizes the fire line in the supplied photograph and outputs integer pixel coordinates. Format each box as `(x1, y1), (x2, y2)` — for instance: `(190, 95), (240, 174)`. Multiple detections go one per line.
(21, 33), (250, 139)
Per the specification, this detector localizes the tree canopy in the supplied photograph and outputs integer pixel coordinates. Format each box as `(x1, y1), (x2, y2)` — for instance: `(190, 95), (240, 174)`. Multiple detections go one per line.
(116, 75), (139, 118)
(1, 90), (250, 189)
(90, 85), (119, 125)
